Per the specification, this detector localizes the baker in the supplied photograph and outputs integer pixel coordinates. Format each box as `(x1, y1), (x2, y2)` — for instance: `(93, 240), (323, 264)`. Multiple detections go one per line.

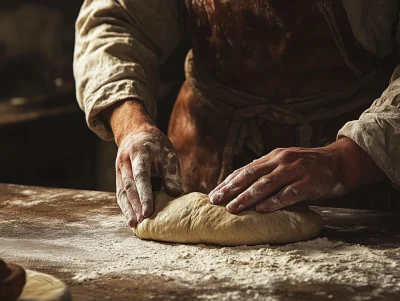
(74, 1), (400, 227)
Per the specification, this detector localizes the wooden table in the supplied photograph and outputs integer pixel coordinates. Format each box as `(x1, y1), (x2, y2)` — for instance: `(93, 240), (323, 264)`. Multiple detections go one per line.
(1, 184), (399, 301)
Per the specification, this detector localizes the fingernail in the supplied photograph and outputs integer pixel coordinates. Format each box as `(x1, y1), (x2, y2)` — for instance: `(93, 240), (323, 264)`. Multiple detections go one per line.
(142, 205), (153, 218)
(128, 219), (137, 228)
(226, 199), (239, 212)
(168, 185), (183, 196)
(210, 191), (223, 204)
(137, 214), (144, 223)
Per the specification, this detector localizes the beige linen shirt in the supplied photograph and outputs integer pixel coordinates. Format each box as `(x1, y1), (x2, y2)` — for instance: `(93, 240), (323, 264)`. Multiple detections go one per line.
(74, 0), (400, 188)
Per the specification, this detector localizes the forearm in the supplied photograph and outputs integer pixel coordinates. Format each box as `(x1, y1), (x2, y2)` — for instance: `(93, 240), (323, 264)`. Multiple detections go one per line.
(102, 99), (156, 146)
(337, 65), (400, 190)
(326, 138), (386, 191)
(73, 0), (183, 140)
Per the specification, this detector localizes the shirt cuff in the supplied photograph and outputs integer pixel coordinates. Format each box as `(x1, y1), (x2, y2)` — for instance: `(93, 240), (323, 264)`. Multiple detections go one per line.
(83, 79), (156, 141)
(337, 119), (400, 190)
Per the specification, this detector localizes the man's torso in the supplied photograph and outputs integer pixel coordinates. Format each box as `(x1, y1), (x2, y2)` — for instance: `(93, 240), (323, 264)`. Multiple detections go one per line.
(186, 0), (378, 99)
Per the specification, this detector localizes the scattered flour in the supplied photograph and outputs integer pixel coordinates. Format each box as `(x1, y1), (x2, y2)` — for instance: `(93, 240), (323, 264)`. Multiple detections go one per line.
(1, 212), (399, 299)
(4, 190), (110, 207)
(6, 200), (49, 207)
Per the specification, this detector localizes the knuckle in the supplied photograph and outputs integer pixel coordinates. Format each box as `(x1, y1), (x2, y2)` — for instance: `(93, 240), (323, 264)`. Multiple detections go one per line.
(136, 179), (152, 191)
(235, 167), (245, 174)
(278, 149), (296, 162)
(246, 186), (261, 199)
(270, 148), (284, 156)
(241, 166), (256, 177)
(271, 196), (294, 210)
(133, 153), (150, 164)
(122, 179), (135, 192)
(296, 157), (307, 165)
(220, 185), (231, 194)
(229, 174), (248, 188)
(133, 173), (148, 184)
(116, 153), (130, 168)
(132, 161), (149, 176)
(225, 169), (241, 183)
(270, 196), (283, 206)
(292, 157), (308, 169)
(116, 189), (125, 200)
(256, 176), (271, 187)
(226, 180), (237, 190)
(281, 186), (299, 198)
(142, 140), (161, 153)
(236, 193), (248, 204)
(134, 166), (147, 177)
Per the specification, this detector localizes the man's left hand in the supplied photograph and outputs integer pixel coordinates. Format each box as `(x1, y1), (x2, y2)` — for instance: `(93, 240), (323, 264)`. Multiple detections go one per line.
(209, 138), (385, 213)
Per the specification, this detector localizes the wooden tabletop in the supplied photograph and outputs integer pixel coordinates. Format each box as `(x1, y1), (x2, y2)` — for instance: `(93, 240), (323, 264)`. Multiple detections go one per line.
(0, 184), (399, 301)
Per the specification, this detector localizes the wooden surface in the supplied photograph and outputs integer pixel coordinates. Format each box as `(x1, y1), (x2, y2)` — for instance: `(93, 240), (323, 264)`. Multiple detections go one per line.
(0, 184), (399, 301)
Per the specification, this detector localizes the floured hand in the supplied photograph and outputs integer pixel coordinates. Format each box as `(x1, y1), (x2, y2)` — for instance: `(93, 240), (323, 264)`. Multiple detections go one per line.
(116, 128), (182, 226)
(103, 100), (182, 227)
(209, 138), (384, 213)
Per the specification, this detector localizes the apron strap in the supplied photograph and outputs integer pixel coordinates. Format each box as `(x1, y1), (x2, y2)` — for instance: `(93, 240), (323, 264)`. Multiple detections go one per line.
(317, 0), (364, 78)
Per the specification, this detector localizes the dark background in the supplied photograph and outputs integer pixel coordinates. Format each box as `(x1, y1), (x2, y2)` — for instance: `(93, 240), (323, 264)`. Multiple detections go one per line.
(0, 1), (398, 211)
(0, 0), (189, 192)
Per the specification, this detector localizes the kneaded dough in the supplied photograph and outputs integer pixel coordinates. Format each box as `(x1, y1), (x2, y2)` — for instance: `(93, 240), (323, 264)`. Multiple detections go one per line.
(133, 192), (323, 246)
(19, 270), (71, 301)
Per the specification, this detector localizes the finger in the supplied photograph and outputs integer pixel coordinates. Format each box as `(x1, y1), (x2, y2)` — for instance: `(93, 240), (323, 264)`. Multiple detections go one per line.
(209, 156), (274, 197)
(160, 151), (182, 196)
(226, 167), (297, 213)
(209, 149), (284, 201)
(209, 150), (284, 198)
(131, 155), (154, 218)
(119, 163), (144, 222)
(116, 172), (137, 227)
(209, 168), (243, 197)
(211, 162), (276, 205)
(117, 192), (138, 228)
(255, 181), (308, 212)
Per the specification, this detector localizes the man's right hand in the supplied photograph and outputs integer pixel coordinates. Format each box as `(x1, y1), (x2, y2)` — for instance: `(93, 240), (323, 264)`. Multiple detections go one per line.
(103, 100), (182, 227)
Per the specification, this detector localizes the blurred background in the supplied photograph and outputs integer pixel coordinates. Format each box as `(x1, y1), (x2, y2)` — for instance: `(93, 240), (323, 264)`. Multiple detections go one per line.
(0, 0), (189, 192)
(1, 1), (397, 211)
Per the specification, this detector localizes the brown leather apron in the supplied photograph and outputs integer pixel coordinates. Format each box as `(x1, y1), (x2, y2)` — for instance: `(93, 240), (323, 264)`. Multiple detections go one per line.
(168, 0), (398, 210)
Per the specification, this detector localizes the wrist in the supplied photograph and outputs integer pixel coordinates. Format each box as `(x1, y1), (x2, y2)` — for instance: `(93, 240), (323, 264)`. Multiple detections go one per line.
(102, 99), (156, 146)
(326, 138), (385, 190)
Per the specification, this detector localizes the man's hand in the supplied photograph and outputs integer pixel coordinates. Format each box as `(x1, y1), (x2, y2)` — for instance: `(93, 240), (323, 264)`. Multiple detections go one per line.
(103, 100), (182, 227)
(209, 138), (385, 213)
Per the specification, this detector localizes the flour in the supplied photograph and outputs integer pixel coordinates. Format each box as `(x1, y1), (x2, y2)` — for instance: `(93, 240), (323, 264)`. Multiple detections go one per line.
(6, 200), (48, 207)
(1, 210), (399, 301)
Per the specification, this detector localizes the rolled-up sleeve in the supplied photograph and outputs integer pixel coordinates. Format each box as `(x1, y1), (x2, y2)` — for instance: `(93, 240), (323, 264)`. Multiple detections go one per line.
(338, 79), (400, 189)
(74, 0), (184, 140)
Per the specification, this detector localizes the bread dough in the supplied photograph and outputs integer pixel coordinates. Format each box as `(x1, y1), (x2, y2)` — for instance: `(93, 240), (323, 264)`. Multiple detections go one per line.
(133, 192), (323, 246)
(18, 270), (71, 301)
